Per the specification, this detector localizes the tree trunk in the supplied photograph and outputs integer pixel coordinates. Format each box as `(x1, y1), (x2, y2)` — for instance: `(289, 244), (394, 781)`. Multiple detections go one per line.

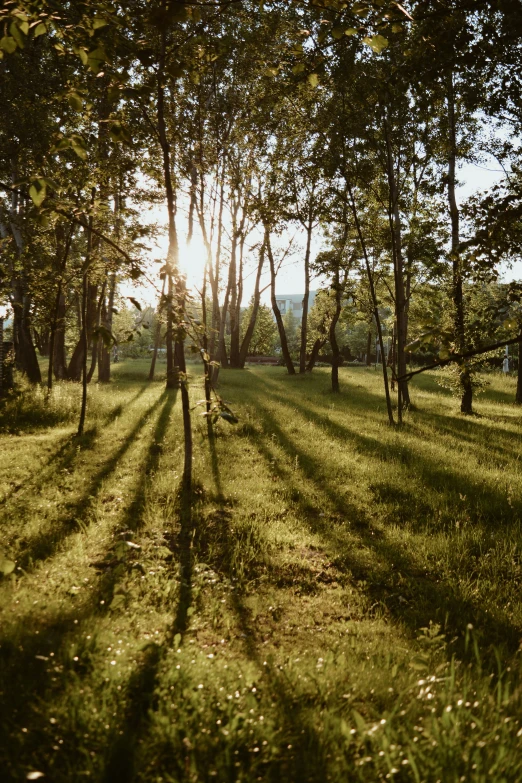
(239, 243), (265, 368)
(149, 275), (166, 381)
(383, 102), (410, 411)
(330, 271), (342, 393)
(228, 224), (239, 368)
(98, 272), (116, 383)
(87, 280), (106, 383)
(266, 230), (295, 375)
(53, 292), (68, 381)
(306, 338), (326, 372)
(12, 284), (41, 383)
(48, 224), (73, 390)
(299, 218), (313, 374)
(77, 206), (93, 437)
(68, 282), (97, 381)
(347, 182), (394, 425)
(201, 267), (213, 437)
(34, 328), (50, 357)
(516, 336), (522, 405)
(447, 70), (473, 414)
(366, 329), (372, 366)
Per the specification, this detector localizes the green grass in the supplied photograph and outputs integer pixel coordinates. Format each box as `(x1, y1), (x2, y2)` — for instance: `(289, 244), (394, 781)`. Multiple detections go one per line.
(2, 361), (522, 781)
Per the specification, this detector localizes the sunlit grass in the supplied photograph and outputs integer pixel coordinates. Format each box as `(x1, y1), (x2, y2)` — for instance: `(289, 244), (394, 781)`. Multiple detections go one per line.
(1, 362), (522, 781)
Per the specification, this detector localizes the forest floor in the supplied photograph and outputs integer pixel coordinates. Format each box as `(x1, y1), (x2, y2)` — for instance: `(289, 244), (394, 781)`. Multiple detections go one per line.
(1, 362), (522, 782)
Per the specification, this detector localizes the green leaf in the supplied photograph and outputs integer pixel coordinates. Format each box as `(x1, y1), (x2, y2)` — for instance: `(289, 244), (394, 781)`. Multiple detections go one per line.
(173, 633), (181, 648)
(67, 92), (83, 111)
(109, 121), (131, 144)
(345, 28), (358, 36)
(128, 297), (141, 311)
(0, 555), (15, 576)
(33, 22), (47, 37)
(308, 73), (319, 88)
(292, 63), (305, 75)
(0, 36), (17, 54)
(363, 34), (388, 54)
(86, 47), (107, 73)
(92, 18), (108, 30)
(70, 135), (88, 160)
(29, 182), (46, 208)
(92, 325), (116, 347)
(331, 27), (344, 39)
(9, 22), (25, 48)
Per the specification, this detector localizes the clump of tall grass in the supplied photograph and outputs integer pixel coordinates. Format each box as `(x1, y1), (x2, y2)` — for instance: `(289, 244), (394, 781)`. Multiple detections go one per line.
(0, 377), (81, 432)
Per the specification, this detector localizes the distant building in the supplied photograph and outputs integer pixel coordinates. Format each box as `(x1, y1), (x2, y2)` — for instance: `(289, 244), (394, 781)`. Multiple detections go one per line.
(274, 291), (318, 321)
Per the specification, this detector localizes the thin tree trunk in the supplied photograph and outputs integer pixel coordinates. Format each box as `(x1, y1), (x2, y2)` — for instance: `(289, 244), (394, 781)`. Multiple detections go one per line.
(201, 266), (213, 437)
(266, 230), (295, 375)
(299, 218), (313, 374)
(447, 70), (473, 414)
(78, 204), (93, 437)
(156, 22), (179, 390)
(156, 15), (192, 526)
(383, 102), (410, 410)
(346, 182), (394, 425)
(238, 243), (265, 368)
(306, 338), (326, 372)
(330, 271), (342, 393)
(149, 275), (166, 381)
(516, 335), (522, 405)
(48, 224), (73, 390)
(53, 292), (67, 380)
(86, 280), (107, 383)
(366, 329), (372, 366)
(98, 272), (116, 383)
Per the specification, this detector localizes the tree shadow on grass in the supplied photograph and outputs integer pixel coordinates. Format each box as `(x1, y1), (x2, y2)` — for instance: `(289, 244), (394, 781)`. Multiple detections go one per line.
(198, 433), (331, 782)
(238, 389), (522, 658)
(0, 542), (160, 781)
(255, 377), (522, 529)
(120, 389), (178, 533)
(0, 386), (202, 783)
(13, 390), (169, 572)
(0, 383), (149, 511)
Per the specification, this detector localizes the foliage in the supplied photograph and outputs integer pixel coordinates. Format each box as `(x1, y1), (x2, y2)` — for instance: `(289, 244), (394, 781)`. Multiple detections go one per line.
(241, 300), (278, 356)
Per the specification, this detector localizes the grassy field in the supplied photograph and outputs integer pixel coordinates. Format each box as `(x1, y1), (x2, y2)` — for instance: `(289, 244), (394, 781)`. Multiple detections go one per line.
(2, 361), (522, 782)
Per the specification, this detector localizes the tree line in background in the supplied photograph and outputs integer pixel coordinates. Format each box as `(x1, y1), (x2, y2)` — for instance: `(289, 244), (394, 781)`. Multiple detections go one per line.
(1, 0), (522, 469)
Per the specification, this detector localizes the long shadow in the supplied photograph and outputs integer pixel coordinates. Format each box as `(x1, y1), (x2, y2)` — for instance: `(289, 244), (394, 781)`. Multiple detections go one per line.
(0, 395), (180, 780)
(255, 377), (522, 528)
(236, 388), (522, 656)
(199, 434), (331, 782)
(120, 389), (178, 533)
(14, 389), (168, 572)
(0, 384), (149, 510)
(0, 533), (159, 781)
